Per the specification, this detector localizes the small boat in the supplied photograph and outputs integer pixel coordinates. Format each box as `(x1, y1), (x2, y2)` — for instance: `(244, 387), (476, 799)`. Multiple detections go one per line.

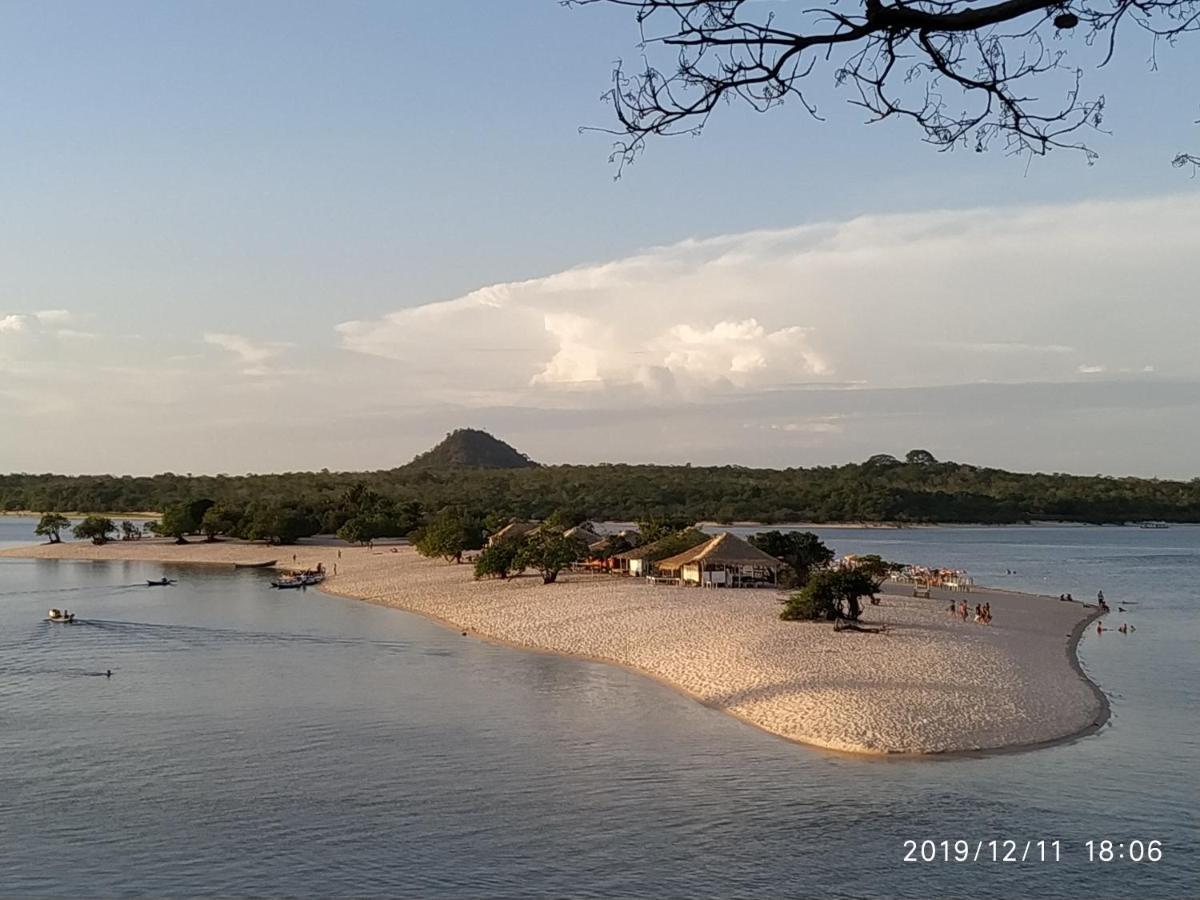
(234, 559), (278, 569)
(1138, 521), (1169, 529)
(302, 573), (326, 586)
(270, 577), (307, 589)
(146, 578), (176, 586)
(46, 608), (77, 624)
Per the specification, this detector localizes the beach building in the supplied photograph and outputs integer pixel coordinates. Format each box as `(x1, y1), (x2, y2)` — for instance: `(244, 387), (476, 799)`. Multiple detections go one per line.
(564, 524), (603, 545)
(487, 521), (540, 547)
(654, 532), (783, 588)
(610, 529), (704, 577)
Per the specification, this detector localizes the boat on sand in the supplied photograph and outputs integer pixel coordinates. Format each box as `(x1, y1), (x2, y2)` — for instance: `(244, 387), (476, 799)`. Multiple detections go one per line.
(233, 559), (278, 568)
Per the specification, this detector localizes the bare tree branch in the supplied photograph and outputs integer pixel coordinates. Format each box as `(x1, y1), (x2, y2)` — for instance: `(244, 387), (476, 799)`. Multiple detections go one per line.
(567, 0), (1198, 171)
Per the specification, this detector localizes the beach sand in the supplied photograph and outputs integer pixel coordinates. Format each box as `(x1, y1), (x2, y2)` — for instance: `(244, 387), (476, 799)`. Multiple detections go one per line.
(2, 538), (1107, 755)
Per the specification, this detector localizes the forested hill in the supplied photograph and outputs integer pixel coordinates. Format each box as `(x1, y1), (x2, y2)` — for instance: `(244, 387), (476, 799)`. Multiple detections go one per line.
(2, 450), (1198, 525)
(405, 428), (537, 469)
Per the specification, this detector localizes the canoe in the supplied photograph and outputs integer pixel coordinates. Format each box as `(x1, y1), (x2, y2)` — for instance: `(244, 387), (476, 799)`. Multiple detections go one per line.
(234, 560), (278, 568)
(146, 579), (176, 586)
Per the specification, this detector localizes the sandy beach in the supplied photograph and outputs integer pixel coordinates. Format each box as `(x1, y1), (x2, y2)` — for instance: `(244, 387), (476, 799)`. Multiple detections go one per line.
(2, 538), (1107, 755)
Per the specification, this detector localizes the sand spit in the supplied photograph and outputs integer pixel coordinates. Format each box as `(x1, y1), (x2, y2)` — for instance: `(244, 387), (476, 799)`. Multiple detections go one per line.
(2, 539), (1106, 755)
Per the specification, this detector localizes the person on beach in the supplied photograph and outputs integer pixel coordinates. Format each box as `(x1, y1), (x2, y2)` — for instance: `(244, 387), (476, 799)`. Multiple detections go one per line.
(1066, 593), (1074, 603)
(959, 600), (969, 621)
(947, 601), (957, 614)
(982, 602), (992, 624)
(973, 604), (983, 623)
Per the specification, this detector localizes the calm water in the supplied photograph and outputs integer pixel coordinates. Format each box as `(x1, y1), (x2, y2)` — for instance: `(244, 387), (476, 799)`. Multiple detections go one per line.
(1, 518), (1196, 898)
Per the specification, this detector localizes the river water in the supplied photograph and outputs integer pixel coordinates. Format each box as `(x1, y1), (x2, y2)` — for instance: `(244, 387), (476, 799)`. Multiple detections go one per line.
(1, 518), (1195, 898)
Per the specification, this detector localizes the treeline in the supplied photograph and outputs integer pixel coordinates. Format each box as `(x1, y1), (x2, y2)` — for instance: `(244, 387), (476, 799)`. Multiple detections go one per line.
(3, 450), (1200, 525)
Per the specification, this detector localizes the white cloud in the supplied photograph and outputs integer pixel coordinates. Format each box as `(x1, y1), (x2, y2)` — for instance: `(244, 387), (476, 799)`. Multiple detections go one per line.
(203, 332), (292, 376)
(337, 194), (1200, 409)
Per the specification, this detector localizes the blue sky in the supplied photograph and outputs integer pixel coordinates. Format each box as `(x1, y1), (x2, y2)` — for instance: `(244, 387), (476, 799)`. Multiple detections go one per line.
(1, 1), (1198, 475)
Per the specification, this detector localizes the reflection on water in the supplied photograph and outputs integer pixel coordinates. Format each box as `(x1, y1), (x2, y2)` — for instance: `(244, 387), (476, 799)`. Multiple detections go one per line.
(1, 524), (1196, 898)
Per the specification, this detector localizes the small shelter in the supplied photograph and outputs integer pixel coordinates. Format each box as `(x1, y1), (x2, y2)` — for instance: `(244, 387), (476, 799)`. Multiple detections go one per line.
(654, 532), (783, 588)
(563, 524), (602, 545)
(487, 521), (539, 547)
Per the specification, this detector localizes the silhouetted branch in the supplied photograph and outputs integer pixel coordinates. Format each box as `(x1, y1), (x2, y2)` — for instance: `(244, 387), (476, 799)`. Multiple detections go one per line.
(568, 0), (1198, 170)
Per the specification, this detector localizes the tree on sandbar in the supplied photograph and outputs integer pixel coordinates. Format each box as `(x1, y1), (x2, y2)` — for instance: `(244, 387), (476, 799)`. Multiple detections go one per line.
(73, 515), (117, 545)
(35, 513), (71, 544)
(780, 568), (882, 622)
(516, 530), (585, 584)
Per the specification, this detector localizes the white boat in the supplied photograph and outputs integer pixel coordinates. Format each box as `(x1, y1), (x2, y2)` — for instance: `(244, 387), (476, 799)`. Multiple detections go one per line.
(46, 608), (77, 624)
(1138, 521), (1169, 529)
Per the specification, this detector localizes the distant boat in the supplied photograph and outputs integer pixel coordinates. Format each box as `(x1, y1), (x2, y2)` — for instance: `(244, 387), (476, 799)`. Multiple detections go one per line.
(146, 578), (176, 586)
(46, 609), (77, 624)
(233, 559), (278, 568)
(1138, 521), (1169, 529)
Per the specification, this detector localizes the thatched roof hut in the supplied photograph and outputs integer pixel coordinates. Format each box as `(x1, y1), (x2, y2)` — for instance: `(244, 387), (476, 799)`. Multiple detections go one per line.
(487, 521), (540, 547)
(655, 532), (783, 588)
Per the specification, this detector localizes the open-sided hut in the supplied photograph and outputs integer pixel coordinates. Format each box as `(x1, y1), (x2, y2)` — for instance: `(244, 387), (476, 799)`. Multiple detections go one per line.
(610, 528), (707, 577)
(654, 532), (783, 588)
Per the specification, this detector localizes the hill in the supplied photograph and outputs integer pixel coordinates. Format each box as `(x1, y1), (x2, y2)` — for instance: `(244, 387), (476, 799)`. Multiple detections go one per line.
(405, 429), (537, 470)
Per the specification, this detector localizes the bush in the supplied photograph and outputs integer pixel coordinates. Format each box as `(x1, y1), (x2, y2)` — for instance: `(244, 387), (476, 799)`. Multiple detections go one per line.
(474, 540), (522, 579)
(516, 530), (584, 584)
(780, 568), (881, 622)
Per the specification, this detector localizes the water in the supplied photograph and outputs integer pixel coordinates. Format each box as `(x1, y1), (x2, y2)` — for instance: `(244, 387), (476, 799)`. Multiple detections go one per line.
(1, 518), (1196, 898)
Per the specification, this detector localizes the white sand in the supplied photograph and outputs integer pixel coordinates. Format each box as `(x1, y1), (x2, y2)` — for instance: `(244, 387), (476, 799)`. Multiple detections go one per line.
(2, 539), (1107, 755)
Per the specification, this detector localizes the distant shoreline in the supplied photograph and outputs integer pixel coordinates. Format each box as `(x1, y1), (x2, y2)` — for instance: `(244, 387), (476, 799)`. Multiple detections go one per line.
(1, 511), (159, 519)
(1, 538), (1108, 757)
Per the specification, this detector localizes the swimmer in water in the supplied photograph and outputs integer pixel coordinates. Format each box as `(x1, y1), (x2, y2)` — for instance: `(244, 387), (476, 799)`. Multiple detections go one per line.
(105, 670), (112, 677)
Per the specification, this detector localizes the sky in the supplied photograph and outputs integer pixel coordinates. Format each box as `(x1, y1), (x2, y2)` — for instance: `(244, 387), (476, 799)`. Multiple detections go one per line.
(1, 1), (1198, 478)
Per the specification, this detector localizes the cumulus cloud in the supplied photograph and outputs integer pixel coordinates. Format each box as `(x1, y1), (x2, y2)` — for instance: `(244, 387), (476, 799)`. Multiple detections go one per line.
(336, 194), (1200, 409)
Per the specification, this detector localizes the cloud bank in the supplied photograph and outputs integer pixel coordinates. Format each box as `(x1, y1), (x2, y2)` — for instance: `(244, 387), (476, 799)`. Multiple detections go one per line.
(3, 194), (1199, 475)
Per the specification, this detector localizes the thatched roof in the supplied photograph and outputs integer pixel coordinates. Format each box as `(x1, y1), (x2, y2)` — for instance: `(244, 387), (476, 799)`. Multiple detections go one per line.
(655, 532), (783, 572)
(564, 524), (602, 544)
(488, 521), (539, 545)
(611, 528), (707, 562)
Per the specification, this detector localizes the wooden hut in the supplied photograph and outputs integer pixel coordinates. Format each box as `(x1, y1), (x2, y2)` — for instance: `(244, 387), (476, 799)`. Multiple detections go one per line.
(654, 532), (783, 588)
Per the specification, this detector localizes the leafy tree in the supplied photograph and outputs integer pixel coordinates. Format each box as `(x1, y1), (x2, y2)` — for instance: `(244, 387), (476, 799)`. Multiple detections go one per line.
(73, 515), (116, 545)
(780, 569), (881, 622)
(242, 506), (320, 545)
(200, 505), (240, 542)
(905, 449), (939, 466)
(414, 508), (484, 563)
(34, 513), (70, 544)
(749, 530), (834, 587)
(159, 504), (196, 544)
(576, 0), (1199, 169)
(474, 539), (523, 580)
(120, 520), (142, 541)
(516, 530), (585, 584)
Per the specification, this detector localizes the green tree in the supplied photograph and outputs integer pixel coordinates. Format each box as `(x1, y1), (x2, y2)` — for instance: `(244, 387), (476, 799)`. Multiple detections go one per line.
(847, 554), (903, 581)
(243, 505), (320, 545)
(749, 530), (834, 587)
(159, 504), (196, 544)
(905, 449), (939, 466)
(120, 520), (142, 541)
(200, 505), (240, 542)
(516, 530), (584, 584)
(34, 513), (70, 544)
(780, 569), (881, 622)
(413, 509), (484, 563)
(636, 515), (693, 544)
(473, 539), (523, 579)
(73, 515), (116, 545)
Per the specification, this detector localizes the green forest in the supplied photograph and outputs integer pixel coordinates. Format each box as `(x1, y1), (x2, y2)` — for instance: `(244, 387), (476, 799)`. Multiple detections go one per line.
(3, 446), (1198, 528)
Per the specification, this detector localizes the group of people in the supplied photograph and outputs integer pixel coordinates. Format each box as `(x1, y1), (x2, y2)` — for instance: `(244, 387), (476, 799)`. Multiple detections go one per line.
(947, 599), (992, 625)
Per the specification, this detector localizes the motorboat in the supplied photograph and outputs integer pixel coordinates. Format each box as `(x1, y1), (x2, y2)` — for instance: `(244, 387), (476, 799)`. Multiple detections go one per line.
(146, 578), (176, 586)
(46, 608), (77, 624)
(270, 576), (307, 589)
(302, 573), (326, 586)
